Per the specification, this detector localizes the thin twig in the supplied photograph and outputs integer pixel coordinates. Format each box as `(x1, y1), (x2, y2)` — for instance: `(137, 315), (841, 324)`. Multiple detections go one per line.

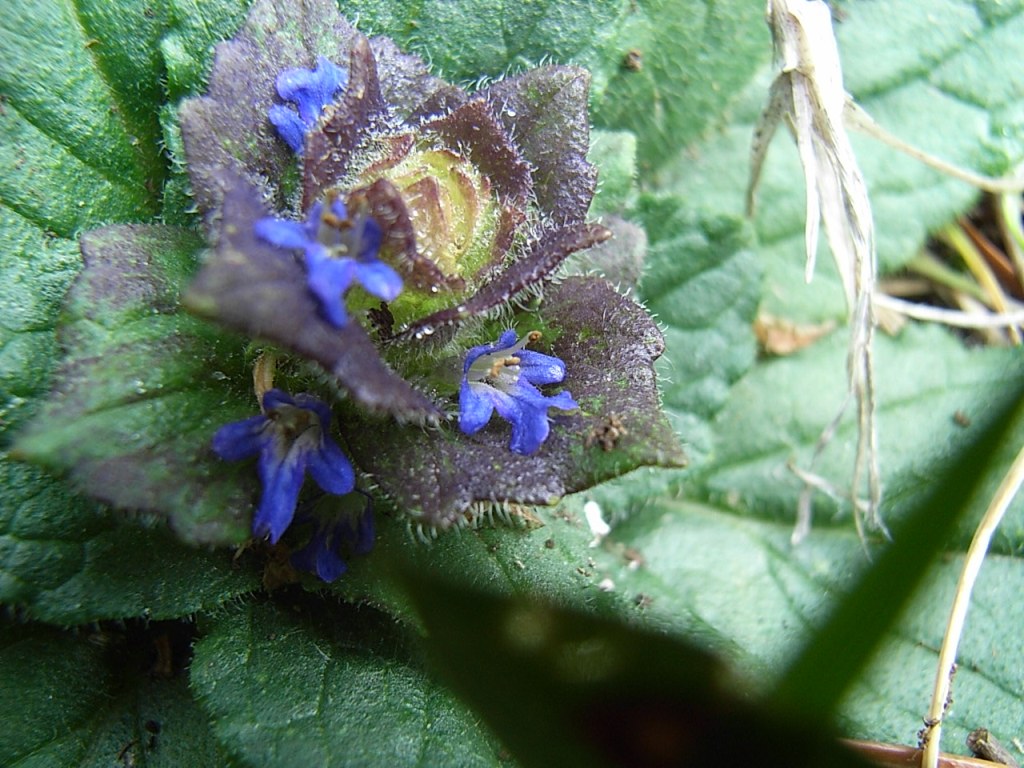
(921, 443), (1024, 768)
(940, 223), (1022, 345)
(996, 193), (1024, 296)
(845, 101), (1024, 195)
(845, 738), (1015, 768)
(874, 294), (1024, 329)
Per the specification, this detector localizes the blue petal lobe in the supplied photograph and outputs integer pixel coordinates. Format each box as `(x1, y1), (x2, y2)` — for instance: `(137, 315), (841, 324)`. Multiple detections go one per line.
(276, 57), (348, 124)
(254, 216), (310, 250)
(261, 388), (295, 412)
(488, 385), (525, 429)
(290, 529), (348, 583)
(355, 260), (403, 301)
(458, 382), (496, 435)
(314, 545), (348, 582)
(544, 389), (579, 412)
(254, 446), (306, 544)
(306, 258), (358, 327)
(508, 405), (551, 455)
(267, 105), (307, 154)
(356, 217), (383, 258)
(308, 437), (356, 495)
(517, 349), (567, 385)
(212, 415), (267, 460)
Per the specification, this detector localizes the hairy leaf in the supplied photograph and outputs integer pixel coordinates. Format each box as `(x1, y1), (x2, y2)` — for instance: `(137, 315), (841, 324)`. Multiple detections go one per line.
(190, 597), (506, 768)
(15, 225), (257, 546)
(481, 66), (598, 226)
(341, 277), (686, 527)
(0, 462), (258, 625)
(688, 325), (1024, 541)
(349, 0), (767, 172)
(0, 619), (225, 768)
(0, 0), (165, 235)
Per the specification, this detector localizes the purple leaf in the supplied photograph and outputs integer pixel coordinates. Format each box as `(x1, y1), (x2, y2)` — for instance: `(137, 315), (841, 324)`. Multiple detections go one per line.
(342, 277), (686, 527)
(480, 66), (598, 226)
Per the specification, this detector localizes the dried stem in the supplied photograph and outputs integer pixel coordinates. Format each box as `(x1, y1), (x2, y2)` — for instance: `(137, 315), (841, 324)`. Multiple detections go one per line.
(874, 294), (1024, 329)
(921, 443), (1024, 768)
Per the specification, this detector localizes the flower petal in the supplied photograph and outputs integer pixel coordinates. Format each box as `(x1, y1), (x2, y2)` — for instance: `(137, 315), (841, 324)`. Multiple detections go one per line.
(254, 445), (307, 543)
(507, 406), (550, 455)
(211, 415), (267, 461)
(313, 544), (348, 582)
(355, 260), (403, 301)
(308, 437), (356, 495)
(543, 389), (579, 412)
(261, 388), (296, 412)
(487, 385), (524, 430)
(463, 329), (519, 372)
(276, 56), (349, 125)
(254, 216), (311, 250)
(458, 381), (496, 435)
(306, 258), (359, 327)
(267, 105), (307, 154)
(517, 349), (567, 386)
(290, 528), (349, 582)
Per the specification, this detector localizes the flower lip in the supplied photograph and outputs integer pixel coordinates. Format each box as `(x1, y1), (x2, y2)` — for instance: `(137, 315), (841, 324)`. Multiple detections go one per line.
(459, 330), (578, 455)
(212, 388), (356, 544)
(268, 56), (349, 155)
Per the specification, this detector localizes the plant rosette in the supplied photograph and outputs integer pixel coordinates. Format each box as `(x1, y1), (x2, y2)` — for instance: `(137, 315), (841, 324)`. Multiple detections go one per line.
(15, 0), (685, 582)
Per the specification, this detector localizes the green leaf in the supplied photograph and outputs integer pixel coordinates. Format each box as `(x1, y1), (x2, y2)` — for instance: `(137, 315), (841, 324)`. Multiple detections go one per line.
(0, 619), (225, 768)
(587, 129), (638, 217)
(0, 208), (82, 439)
(660, 0), (1024, 322)
(347, 0), (627, 93)
(635, 194), (761, 468)
(593, 494), (1024, 757)
(0, 0), (164, 235)
(1, 165), (257, 622)
(162, 0), (252, 101)
(0, 461), (258, 625)
(591, 0), (769, 171)
(14, 225), (257, 546)
(346, 0), (767, 172)
(773, 375), (1024, 720)
(332, 497), (648, 627)
(190, 597), (507, 768)
(688, 325), (1024, 543)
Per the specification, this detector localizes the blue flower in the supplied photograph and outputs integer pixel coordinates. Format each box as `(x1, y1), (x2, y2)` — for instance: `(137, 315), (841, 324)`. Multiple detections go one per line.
(459, 330), (579, 455)
(212, 388), (355, 543)
(254, 197), (403, 327)
(290, 491), (375, 582)
(268, 56), (348, 155)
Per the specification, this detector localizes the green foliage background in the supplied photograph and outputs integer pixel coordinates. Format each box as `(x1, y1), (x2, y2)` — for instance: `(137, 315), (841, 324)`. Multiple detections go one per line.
(2, 0), (1024, 765)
